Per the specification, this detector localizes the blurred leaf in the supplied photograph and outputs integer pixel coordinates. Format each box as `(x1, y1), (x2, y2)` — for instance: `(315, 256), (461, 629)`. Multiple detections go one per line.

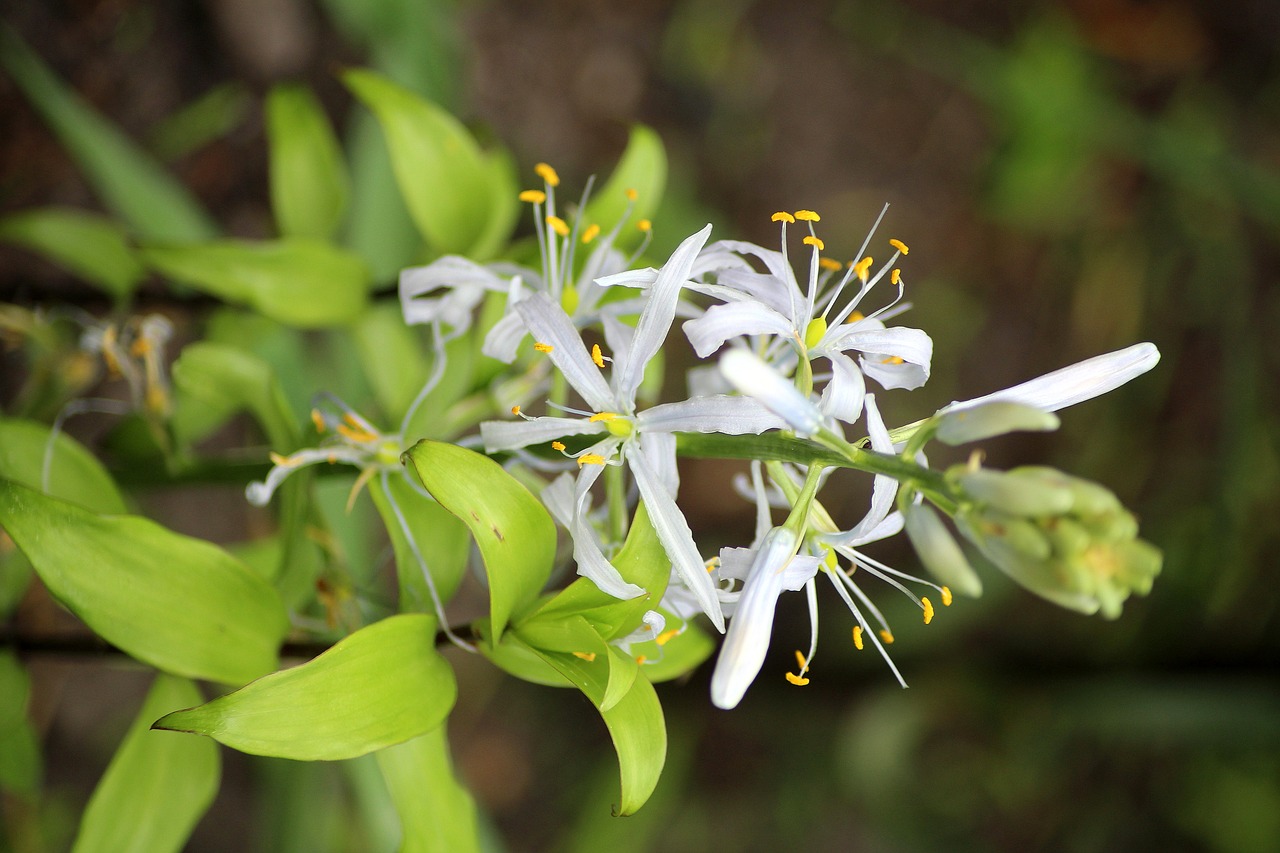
(600, 671), (665, 816)
(0, 208), (144, 300)
(340, 112), (424, 284)
(402, 440), (554, 641)
(376, 725), (481, 853)
(468, 147), (521, 262)
(266, 84), (349, 241)
(351, 302), (429, 421)
(0, 652), (40, 795)
(581, 125), (667, 247)
(171, 341), (299, 450)
(0, 25), (217, 241)
(0, 417), (125, 513)
(154, 614), (456, 761)
(342, 68), (507, 255)
(368, 471), (470, 614)
(72, 675), (218, 853)
(148, 82), (250, 162)
(141, 239), (368, 328)
(0, 479), (288, 684)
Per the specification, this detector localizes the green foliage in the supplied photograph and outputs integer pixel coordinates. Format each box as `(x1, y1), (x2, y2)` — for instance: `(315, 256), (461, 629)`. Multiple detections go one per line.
(0, 208), (144, 301)
(153, 614), (456, 761)
(581, 124), (668, 248)
(266, 85), (351, 241)
(376, 726), (481, 853)
(0, 652), (40, 795)
(171, 341), (299, 451)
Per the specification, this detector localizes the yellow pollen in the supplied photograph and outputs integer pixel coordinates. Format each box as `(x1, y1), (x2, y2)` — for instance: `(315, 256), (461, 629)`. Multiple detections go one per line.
(337, 423), (377, 443)
(794, 209), (820, 222)
(635, 655), (648, 665)
(656, 629), (680, 646)
(625, 187), (638, 201)
(891, 268), (901, 285)
(591, 343), (605, 368)
(129, 338), (150, 357)
(771, 211), (795, 224)
(819, 257), (842, 271)
(853, 257), (874, 281)
(704, 556), (721, 573)
(889, 238), (909, 255)
(942, 586), (954, 606)
(326, 453), (337, 463)
(551, 441), (566, 451)
(534, 162), (560, 187)
(310, 409), (326, 433)
(511, 405), (521, 416)
(922, 596), (935, 624)
(794, 650), (808, 672)
(518, 189), (546, 204)
(848, 311), (865, 323)
(588, 411), (619, 422)
(269, 451), (293, 467)
(546, 215), (570, 237)
(879, 630), (895, 645)
(637, 219), (652, 232)
(785, 672), (810, 686)
(533, 342), (554, 353)
(577, 454), (607, 467)
(581, 223), (601, 244)
(852, 626), (864, 650)
(803, 235), (825, 251)
(880, 355), (905, 365)
(572, 651), (596, 662)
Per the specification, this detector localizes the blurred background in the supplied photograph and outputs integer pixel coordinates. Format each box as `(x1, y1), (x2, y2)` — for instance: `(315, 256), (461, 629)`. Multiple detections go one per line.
(2, 0), (1278, 851)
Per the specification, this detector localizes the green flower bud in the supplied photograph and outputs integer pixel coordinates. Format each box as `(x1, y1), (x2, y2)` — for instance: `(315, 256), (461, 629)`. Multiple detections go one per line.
(904, 503), (983, 597)
(954, 467), (1076, 517)
(934, 402), (1060, 446)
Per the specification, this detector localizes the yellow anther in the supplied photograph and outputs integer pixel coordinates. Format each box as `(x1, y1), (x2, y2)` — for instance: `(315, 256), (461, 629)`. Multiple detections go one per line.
(880, 355), (905, 365)
(941, 586), (953, 606)
(581, 223), (601, 244)
(625, 187), (638, 201)
(785, 672), (811, 686)
(704, 556), (721, 573)
(635, 655), (648, 665)
(269, 451), (293, 467)
(326, 453), (337, 464)
(794, 650), (808, 672)
(337, 422), (377, 443)
(922, 596), (935, 625)
(577, 454), (607, 467)
(572, 651), (596, 662)
(551, 441), (566, 451)
(518, 189), (547, 204)
(889, 238), (909, 255)
(129, 338), (151, 357)
(656, 629), (680, 646)
(533, 342), (554, 353)
(637, 219), (652, 232)
(511, 405), (522, 416)
(546, 215), (570, 237)
(852, 626), (864, 650)
(588, 411), (619, 422)
(803, 235), (825, 251)
(310, 409), (326, 433)
(891, 268), (901, 285)
(847, 310), (865, 323)
(879, 630), (894, 645)
(591, 343), (605, 368)
(534, 162), (560, 187)
(794, 209), (821, 222)
(819, 257), (842, 271)
(853, 257), (874, 281)
(771, 211), (796, 223)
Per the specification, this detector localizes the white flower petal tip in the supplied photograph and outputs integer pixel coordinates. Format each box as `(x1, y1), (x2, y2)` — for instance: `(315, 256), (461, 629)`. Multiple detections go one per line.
(719, 349), (822, 437)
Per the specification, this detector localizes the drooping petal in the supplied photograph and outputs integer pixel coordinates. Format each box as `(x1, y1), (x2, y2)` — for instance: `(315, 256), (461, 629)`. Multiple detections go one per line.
(638, 430), (679, 497)
(481, 308), (530, 362)
(817, 352), (866, 424)
(479, 416), (605, 452)
(540, 472), (576, 528)
(682, 301), (795, 358)
(824, 394), (898, 546)
(515, 293), (615, 412)
(570, 443), (646, 600)
(635, 395), (787, 436)
(943, 342), (1160, 414)
(400, 256), (507, 332)
(825, 326), (933, 390)
(719, 349), (823, 437)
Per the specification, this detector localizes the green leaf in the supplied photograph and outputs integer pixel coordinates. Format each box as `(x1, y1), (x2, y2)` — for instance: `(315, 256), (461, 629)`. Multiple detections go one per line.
(0, 418), (125, 513)
(0, 208), (145, 300)
(467, 147), (520, 262)
(171, 341), (299, 451)
(368, 471), (471, 613)
(0, 652), (40, 795)
(0, 479), (288, 684)
(72, 675), (219, 853)
(350, 302), (429, 421)
(0, 26), (217, 242)
(266, 84), (350, 240)
(340, 112), (423, 284)
(148, 82), (250, 162)
(620, 620), (714, 684)
(376, 725), (481, 853)
(401, 440), (554, 641)
(153, 614), (456, 761)
(581, 125), (667, 248)
(141, 239), (369, 328)
(600, 672), (666, 816)
(342, 68), (500, 255)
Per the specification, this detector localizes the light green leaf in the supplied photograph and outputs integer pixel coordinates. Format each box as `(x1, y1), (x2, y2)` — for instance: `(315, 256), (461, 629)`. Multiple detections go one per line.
(340, 112), (423, 284)
(368, 471), (470, 613)
(376, 725), (480, 853)
(0, 479), (288, 684)
(72, 675), (218, 853)
(0, 652), (40, 795)
(600, 672), (666, 816)
(401, 440), (554, 641)
(342, 68), (498, 255)
(0, 418), (125, 513)
(0, 208), (144, 300)
(266, 84), (349, 240)
(141, 239), (368, 328)
(621, 621), (714, 684)
(153, 614), (456, 761)
(581, 125), (666, 247)
(148, 82), (250, 162)
(171, 341), (299, 450)
(467, 147), (520, 262)
(351, 303), (429, 421)
(0, 26), (217, 242)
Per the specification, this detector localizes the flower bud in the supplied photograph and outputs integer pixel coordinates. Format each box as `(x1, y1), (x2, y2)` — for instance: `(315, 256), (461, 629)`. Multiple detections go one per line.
(953, 467), (1076, 517)
(935, 402), (1059, 445)
(903, 503), (983, 597)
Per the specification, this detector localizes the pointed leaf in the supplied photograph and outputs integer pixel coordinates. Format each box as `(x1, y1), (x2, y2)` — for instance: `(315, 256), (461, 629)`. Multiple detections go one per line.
(141, 239), (368, 328)
(368, 471), (470, 613)
(153, 614), (455, 760)
(266, 84), (349, 240)
(581, 124), (666, 248)
(376, 726), (481, 853)
(0, 479), (288, 684)
(72, 675), (218, 853)
(0, 208), (144, 300)
(0, 418), (125, 513)
(600, 672), (666, 816)
(401, 440), (554, 641)
(171, 342), (299, 450)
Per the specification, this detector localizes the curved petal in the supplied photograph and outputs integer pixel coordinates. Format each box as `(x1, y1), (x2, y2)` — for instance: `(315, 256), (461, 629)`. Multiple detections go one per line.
(823, 395), (900, 546)
(638, 430), (679, 497)
(714, 269), (795, 315)
(636, 395), (787, 436)
(481, 309), (529, 362)
(720, 349), (823, 437)
(682, 301), (795, 358)
(479, 416), (605, 452)
(399, 256), (506, 330)
(570, 453), (646, 601)
(515, 293), (615, 412)
(818, 352), (866, 424)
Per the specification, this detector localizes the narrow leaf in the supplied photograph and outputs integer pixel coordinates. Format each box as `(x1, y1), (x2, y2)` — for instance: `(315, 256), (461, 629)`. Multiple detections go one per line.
(0, 479), (288, 684)
(376, 726), (481, 853)
(72, 675), (219, 853)
(0, 208), (144, 300)
(266, 84), (349, 240)
(153, 614), (456, 761)
(600, 672), (666, 816)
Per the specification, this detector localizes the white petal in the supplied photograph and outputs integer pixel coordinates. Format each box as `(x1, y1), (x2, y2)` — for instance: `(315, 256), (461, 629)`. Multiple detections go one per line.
(571, 446), (646, 600)
(719, 349), (822, 437)
(636, 395), (787, 436)
(638, 430), (679, 497)
(818, 352), (866, 424)
(515, 293), (616, 413)
(479, 417), (605, 452)
(400, 256), (506, 330)
(713, 268), (795, 315)
(541, 473), (576, 528)
(481, 309), (529, 362)
(823, 395), (900, 546)
(682, 301), (795, 358)
(943, 342), (1160, 414)
(825, 326), (933, 390)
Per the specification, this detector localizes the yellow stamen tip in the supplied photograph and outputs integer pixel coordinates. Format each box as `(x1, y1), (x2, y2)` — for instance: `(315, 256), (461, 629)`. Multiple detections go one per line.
(879, 630), (895, 645)
(771, 211), (796, 224)
(534, 162), (560, 187)
(803, 235), (825, 251)
(545, 215), (570, 237)
(581, 223), (601, 244)
(310, 409), (326, 433)
(891, 268), (901, 285)
(625, 187), (638, 201)
(269, 451), (292, 467)
(852, 626), (864, 650)
(637, 219), (652, 232)
(853, 257), (874, 280)
(518, 189), (547, 204)
(785, 672), (810, 686)
(704, 556), (721, 574)
(577, 454), (607, 467)
(847, 310), (865, 323)
(880, 355), (905, 365)
(889, 238), (909, 255)
(590, 343), (605, 368)
(794, 209), (820, 222)
(635, 655), (647, 665)
(819, 257), (842, 271)
(793, 650), (808, 671)
(572, 651), (596, 662)
(922, 596), (935, 625)
(551, 441), (566, 452)
(656, 629), (680, 646)
(511, 405), (521, 416)
(533, 342), (554, 353)
(942, 586), (954, 607)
